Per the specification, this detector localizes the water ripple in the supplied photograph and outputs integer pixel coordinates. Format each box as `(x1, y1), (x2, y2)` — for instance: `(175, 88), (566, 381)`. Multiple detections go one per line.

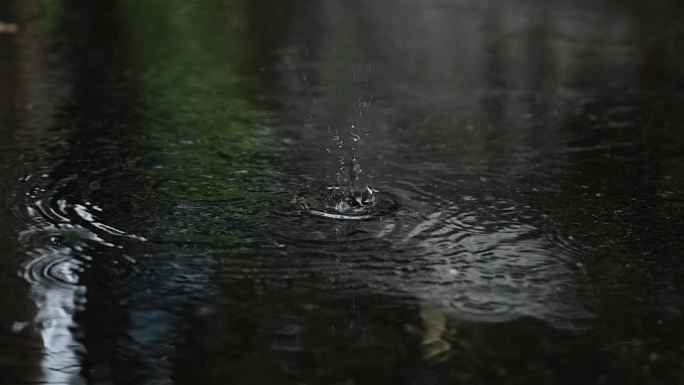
(21, 252), (85, 288)
(258, 174), (593, 328)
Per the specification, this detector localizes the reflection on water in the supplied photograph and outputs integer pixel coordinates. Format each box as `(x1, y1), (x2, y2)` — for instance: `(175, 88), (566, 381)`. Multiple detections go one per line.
(20, 244), (86, 384)
(1, 0), (684, 384)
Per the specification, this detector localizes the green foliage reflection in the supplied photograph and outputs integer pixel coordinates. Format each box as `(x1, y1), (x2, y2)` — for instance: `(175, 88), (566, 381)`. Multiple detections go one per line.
(123, 0), (272, 202)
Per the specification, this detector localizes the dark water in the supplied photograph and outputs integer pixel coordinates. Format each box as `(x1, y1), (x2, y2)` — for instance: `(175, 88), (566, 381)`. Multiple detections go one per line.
(2, 0), (684, 384)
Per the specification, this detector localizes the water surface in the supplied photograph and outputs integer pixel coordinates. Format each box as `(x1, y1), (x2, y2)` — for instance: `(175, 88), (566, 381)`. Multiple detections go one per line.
(1, 0), (684, 384)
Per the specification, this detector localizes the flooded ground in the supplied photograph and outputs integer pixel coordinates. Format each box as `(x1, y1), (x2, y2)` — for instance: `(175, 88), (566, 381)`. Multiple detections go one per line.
(1, 0), (684, 384)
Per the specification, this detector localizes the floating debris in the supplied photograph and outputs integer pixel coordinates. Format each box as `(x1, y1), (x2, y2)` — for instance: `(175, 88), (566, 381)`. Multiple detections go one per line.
(0, 22), (19, 34)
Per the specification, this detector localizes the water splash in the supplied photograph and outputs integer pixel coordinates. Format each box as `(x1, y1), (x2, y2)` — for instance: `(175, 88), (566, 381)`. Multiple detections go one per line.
(292, 123), (398, 220)
(333, 153), (376, 211)
(314, 123), (386, 218)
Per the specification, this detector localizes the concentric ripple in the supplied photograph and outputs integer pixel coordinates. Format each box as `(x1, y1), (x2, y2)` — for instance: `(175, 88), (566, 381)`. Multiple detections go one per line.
(263, 182), (404, 247)
(262, 168), (595, 329)
(293, 186), (400, 221)
(21, 252), (85, 288)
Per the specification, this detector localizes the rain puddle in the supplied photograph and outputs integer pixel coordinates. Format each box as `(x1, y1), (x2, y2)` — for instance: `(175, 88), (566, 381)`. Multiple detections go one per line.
(1, 0), (684, 384)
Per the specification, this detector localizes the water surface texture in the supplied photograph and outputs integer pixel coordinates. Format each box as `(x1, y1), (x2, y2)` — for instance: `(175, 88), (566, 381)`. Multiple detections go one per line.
(2, 0), (684, 384)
